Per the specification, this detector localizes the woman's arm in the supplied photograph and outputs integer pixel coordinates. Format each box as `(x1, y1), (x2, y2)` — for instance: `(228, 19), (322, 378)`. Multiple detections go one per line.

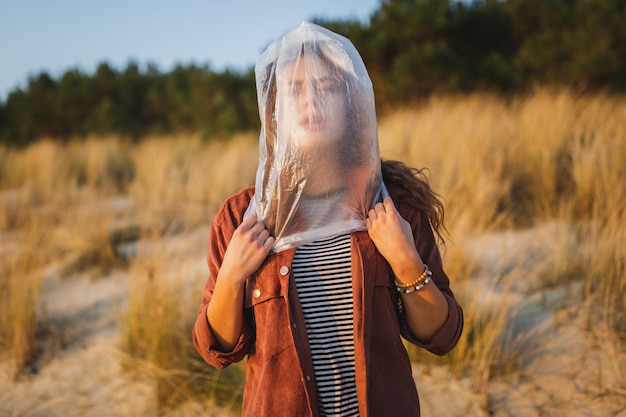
(366, 197), (449, 342)
(206, 215), (275, 351)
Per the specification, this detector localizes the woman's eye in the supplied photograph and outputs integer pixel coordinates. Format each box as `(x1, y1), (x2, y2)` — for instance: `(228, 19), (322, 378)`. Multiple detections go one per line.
(288, 79), (340, 97)
(318, 80), (340, 93)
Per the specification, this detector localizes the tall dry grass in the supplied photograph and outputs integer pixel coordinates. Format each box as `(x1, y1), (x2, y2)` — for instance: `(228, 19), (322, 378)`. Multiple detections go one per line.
(0, 223), (44, 380)
(129, 133), (257, 234)
(0, 138), (137, 379)
(1, 89), (624, 412)
(117, 133), (257, 412)
(118, 237), (245, 412)
(379, 89), (626, 230)
(381, 89), (626, 401)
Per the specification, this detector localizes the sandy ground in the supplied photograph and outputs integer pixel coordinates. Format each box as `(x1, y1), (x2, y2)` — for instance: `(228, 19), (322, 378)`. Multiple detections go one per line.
(1, 221), (625, 417)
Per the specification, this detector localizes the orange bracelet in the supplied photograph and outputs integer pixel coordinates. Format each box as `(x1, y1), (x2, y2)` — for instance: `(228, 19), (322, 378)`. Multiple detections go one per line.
(394, 264), (429, 289)
(396, 274), (431, 294)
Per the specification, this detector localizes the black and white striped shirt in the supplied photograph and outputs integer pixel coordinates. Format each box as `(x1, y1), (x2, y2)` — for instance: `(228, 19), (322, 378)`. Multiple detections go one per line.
(292, 233), (359, 417)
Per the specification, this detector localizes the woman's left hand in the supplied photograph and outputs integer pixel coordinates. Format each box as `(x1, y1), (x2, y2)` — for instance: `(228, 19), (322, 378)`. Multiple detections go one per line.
(367, 197), (450, 341)
(366, 197), (423, 280)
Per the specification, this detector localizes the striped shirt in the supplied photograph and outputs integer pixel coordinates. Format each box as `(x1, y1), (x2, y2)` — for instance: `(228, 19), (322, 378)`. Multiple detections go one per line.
(292, 233), (359, 417)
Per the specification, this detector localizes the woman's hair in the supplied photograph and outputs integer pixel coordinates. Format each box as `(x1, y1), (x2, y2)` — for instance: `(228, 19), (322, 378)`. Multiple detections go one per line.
(381, 159), (448, 246)
(257, 61), (301, 237)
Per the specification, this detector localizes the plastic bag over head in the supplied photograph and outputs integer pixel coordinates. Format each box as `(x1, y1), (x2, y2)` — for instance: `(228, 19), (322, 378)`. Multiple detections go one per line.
(245, 21), (386, 252)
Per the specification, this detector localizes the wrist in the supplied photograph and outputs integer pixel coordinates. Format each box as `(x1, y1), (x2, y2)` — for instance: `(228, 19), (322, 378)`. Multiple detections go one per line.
(391, 255), (425, 284)
(215, 270), (247, 294)
(217, 262), (251, 285)
(395, 264), (432, 294)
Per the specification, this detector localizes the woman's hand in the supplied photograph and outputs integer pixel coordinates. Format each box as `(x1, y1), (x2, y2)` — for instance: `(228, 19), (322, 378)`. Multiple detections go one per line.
(207, 215), (274, 352)
(367, 197), (449, 341)
(219, 215), (275, 286)
(366, 197), (423, 281)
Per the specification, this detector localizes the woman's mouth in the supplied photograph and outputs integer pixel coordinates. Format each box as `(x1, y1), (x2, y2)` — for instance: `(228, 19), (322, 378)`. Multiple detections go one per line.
(301, 115), (324, 131)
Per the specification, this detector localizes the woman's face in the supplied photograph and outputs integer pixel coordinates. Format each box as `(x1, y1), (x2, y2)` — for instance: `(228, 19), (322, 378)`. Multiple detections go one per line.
(277, 54), (348, 153)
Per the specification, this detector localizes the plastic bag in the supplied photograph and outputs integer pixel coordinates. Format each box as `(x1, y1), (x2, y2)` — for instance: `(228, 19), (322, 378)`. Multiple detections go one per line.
(244, 21), (385, 252)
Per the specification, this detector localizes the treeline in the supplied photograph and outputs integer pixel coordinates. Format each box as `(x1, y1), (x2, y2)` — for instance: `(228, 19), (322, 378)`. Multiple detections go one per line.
(0, 63), (258, 146)
(2, 0), (625, 145)
(325, 0), (626, 107)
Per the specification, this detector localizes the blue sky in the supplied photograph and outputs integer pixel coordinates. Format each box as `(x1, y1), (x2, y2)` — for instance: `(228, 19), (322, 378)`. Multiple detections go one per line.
(0, 0), (381, 101)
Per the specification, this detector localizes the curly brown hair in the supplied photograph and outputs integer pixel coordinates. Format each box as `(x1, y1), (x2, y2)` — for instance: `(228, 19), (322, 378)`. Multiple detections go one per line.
(381, 159), (448, 246)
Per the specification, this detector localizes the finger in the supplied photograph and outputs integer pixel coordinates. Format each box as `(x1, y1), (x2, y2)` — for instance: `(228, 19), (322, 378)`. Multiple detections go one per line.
(247, 217), (270, 236)
(248, 220), (265, 235)
(367, 208), (377, 220)
(263, 236), (276, 251)
(365, 218), (372, 230)
(239, 215), (257, 230)
(383, 197), (396, 212)
(257, 228), (271, 242)
(374, 202), (385, 213)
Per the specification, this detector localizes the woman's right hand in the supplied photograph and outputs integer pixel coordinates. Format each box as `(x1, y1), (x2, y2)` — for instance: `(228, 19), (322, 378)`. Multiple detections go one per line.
(218, 215), (275, 286)
(207, 215), (274, 351)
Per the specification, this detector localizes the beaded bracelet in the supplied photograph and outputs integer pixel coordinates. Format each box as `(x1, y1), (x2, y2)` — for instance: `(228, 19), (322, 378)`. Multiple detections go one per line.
(396, 273), (431, 294)
(394, 264), (430, 289)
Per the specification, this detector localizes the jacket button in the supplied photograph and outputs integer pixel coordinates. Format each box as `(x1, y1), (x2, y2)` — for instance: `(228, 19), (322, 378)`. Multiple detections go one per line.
(253, 288), (261, 298)
(280, 266), (290, 276)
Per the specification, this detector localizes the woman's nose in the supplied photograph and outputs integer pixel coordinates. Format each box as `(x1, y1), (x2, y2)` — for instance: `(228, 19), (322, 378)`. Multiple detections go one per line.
(300, 82), (320, 109)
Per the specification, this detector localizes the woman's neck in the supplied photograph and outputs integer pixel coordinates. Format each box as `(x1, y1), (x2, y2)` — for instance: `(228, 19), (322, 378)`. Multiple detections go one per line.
(301, 150), (345, 196)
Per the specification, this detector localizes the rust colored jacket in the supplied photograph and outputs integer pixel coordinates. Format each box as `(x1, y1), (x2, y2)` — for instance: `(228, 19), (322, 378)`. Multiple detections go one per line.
(193, 187), (463, 416)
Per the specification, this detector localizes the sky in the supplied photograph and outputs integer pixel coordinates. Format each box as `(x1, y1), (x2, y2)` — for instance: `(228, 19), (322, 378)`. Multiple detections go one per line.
(0, 0), (381, 102)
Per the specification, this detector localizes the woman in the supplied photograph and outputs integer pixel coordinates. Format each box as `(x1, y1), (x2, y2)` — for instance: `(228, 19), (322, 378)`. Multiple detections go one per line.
(193, 22), (463, 417)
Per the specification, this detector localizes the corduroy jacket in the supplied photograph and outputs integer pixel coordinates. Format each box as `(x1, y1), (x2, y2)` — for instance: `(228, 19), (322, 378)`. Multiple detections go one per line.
(193, 186), (463, 416)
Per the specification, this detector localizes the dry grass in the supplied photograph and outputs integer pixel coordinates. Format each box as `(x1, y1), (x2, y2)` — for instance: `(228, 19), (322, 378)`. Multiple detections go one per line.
(380, 88), (626, 402)
(378, 89), (626, 230)
(129, 133), (257, 234)
(118, 232), (246, 413)
(119, 240), (201, 408)
(1, 89), (624, 413)
(0, 221), (47, 379)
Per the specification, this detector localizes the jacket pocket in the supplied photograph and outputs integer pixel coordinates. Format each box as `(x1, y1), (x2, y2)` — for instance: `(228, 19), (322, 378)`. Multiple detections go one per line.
(243, 272), (293, 362)
(243, 272), (283, 308)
